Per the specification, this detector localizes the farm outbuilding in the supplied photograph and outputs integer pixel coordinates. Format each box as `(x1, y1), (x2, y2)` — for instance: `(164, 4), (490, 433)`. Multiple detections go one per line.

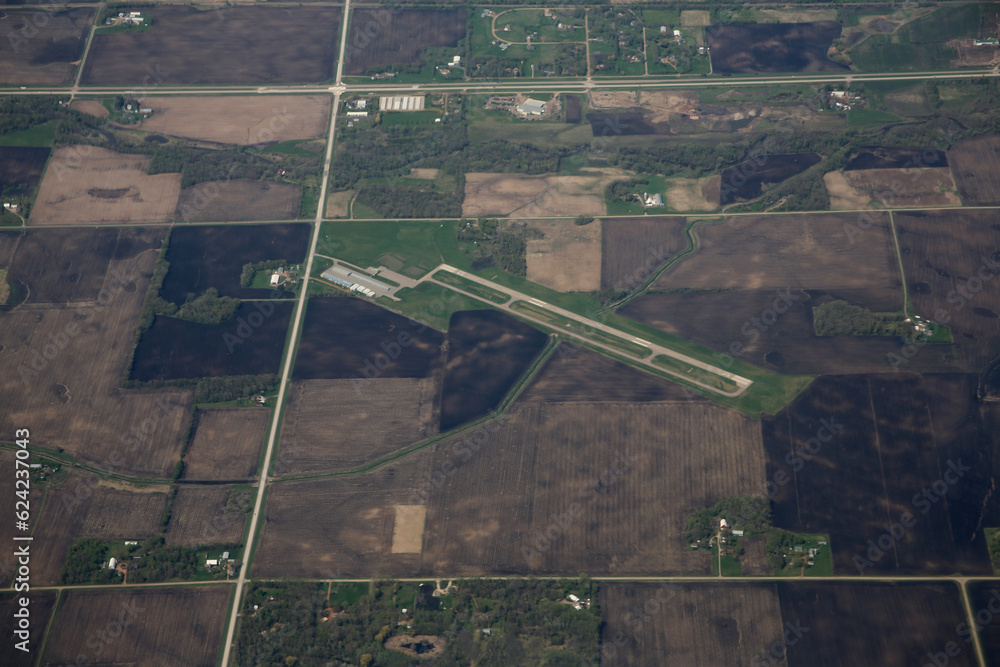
(379, 95), (425, 112)
(516, 99), (546, 116)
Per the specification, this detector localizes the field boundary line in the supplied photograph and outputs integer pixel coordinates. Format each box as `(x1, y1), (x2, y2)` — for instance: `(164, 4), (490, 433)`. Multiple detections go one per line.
(596, 216), (725, 315)
(3, 579), (235, 593)
(888, 209), (912, 316)
(218, 0), (352, 656)
(69, 4), (100, 98)
(269, 337), (561, 484)
(959, 581), (989, 667)
(241, 574), (995, 584)
(32, 588), (62, 664)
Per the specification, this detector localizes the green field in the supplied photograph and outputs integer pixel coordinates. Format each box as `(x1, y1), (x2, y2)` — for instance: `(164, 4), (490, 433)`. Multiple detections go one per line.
(510, 299), (653, 359)
(466, 95), (593, 147)
(720, 554), (742, 577)
(771, 533), (834, 577)
(850, 4), (991, 72)
(0, 120), (58, 147)
(342, 44), (466, 85)
(257, 139), (321, 157)
(380, 110), (444, 126)
(652, 354), (739, 393)
(431, 270), (510, 304)
(588, 7), (646, 76)
(318, 220), (462, 278)
(492, 8), (586, 43)
(846, 109), (902, 128)
(646, 25), (711, 76)
(469, 8), (588, 78)
(379, 281), (491, 331)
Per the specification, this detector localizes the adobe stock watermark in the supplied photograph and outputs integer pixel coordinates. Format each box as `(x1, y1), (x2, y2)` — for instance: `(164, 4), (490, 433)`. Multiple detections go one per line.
(594, 582), (681, 665)
(403, 339), (585, 504)
(223, 298), (283, 353)
(713, 287), (802, 371)
(844, 131), (961, 246)
(17, 267), (136, 385)
(65, 598), (145, 666)
(601, 244), (673, 305)
(519, 112), (633, 219)
(58, 398), (185, 514)
(888, 251), (1000, 371)
(923, 588), (1000, 666)
(854, 459), (971, 574)
(177, 106), (295, 222)
(522, 450), (634, 566)
(752, 619), (810, 667)
(763, 416), (843, 497)
(405, 414), (510, 506)
(349, 287), (461, 394)
(49, 65), (169, 185)
(342, 5), (405, 68)
(6, 0), (70, 54)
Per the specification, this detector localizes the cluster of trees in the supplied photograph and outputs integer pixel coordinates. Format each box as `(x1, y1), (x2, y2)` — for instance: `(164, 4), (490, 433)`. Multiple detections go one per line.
(141, 287), (241, 327)
(41, 101), (321, 191)
(355, 183), (462, 219)
(124, 374), (280, 403)
(812, 300), (911, 338)
(172, 288), (241, 324)
(236, 577), (600, 667)
(241, 259), (287, 287)
(988, 530), (1000, 574)
(59, 537), (243, 585)
(331, 119), (467, 190)
(606, 177), (645, 203)
(459, 219), (538, 276)
(610, 142), (747, 179)
(472, 55), (526, 78)
(684, 496), (772, 546)
(0, 97), (64, 137)
(765, 529), (815, 572)
(445, 140), (563, 174)
(192, 375), (278, 403)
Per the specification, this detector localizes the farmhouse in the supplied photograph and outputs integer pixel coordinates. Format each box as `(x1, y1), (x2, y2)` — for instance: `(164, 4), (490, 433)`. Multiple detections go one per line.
(516, 98), (546, 116)
(644, 192), (664, 207)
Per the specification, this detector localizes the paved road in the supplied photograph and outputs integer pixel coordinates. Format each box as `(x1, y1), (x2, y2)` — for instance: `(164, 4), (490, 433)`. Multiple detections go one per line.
(3, 69), (995, 99)
(217, 2), (353, 664)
